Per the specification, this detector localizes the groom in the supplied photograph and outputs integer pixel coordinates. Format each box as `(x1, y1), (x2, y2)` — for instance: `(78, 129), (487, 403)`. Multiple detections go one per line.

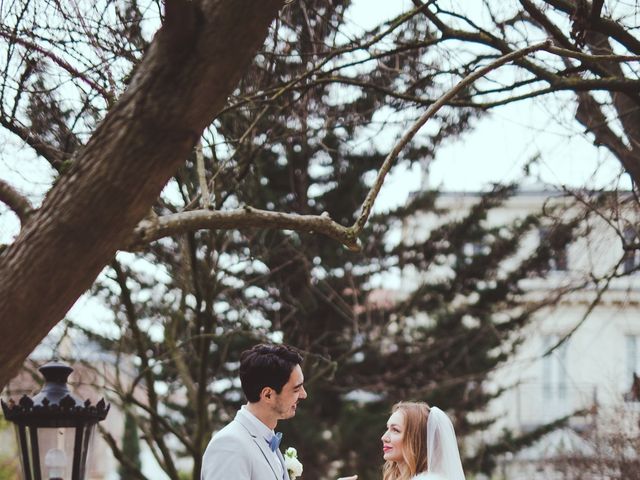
(201, 343), (308, 480)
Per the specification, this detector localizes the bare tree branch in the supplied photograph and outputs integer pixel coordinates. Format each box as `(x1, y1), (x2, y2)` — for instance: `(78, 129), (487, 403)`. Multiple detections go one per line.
(0, 28), (113, 103)
(544, 0), (640, 54)
(591, 0), (605, 21)
(0, 179), (33, 225)
(0, 116), (64, 170)
(575, 91), (639, 183)
(99, 426), (147, 480)
(129, 41), (588, 254)
(127, 207), (358, 251)
(546, 45), (640, 63)
(111, 260), (181, 477)
(353, 40), (552, 233)
(543, 258), (622, 357)
(195, 140), (210, 209)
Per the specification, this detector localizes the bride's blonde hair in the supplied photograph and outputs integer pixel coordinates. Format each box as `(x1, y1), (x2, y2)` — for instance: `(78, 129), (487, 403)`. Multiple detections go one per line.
(382, 402), (430, 480)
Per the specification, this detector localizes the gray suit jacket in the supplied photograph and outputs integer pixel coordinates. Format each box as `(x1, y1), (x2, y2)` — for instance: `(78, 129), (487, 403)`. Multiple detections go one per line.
(201, 410), (287, 480)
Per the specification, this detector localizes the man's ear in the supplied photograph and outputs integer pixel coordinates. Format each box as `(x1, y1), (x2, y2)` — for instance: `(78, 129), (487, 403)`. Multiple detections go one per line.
(260, 387), (273, 401)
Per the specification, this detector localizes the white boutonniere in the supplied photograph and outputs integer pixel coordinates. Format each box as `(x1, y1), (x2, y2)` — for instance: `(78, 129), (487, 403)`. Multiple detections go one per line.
(284, 447), (303, 479)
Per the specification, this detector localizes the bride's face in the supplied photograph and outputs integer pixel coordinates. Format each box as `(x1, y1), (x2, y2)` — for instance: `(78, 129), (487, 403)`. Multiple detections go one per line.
(381, 410), (405, 464)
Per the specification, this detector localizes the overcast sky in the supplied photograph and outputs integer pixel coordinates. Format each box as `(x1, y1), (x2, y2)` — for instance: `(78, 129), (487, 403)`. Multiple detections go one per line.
(349, 0), (629, 214)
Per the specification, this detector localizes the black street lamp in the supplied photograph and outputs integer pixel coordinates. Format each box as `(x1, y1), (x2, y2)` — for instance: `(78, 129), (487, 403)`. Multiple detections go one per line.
(1, 361), (110, 480)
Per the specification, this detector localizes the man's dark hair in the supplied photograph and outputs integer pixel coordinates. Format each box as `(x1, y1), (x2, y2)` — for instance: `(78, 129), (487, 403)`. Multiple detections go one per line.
(239, 344), (303, 403)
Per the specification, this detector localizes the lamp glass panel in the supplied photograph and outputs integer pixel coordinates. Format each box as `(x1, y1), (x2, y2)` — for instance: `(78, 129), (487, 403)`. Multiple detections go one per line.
(36, 427), (76, 480)
(81, 425), (96, 479)
(13, 425), (34, 480)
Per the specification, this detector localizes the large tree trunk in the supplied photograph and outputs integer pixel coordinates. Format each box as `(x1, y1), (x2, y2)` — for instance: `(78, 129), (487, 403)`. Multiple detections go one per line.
(0, 0), (284, 388)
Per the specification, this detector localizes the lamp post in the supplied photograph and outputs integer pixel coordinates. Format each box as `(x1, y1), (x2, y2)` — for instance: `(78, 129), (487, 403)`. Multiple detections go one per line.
(1, 361), (110, 480)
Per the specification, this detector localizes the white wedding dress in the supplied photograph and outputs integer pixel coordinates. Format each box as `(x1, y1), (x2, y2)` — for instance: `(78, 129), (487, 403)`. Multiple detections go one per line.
(410, 407), (465, 480)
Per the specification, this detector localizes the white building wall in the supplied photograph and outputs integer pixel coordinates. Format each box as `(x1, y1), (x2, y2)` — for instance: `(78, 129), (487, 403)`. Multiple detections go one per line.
(491, 300), (640, 433)
(401, 190), (640, 444)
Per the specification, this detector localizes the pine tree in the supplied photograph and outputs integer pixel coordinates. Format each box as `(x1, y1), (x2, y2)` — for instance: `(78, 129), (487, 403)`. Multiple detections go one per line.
(118, 411), (142, 479)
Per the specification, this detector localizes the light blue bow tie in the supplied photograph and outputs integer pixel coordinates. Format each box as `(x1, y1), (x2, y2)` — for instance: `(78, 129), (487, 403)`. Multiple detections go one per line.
(268, 432), (282, 452)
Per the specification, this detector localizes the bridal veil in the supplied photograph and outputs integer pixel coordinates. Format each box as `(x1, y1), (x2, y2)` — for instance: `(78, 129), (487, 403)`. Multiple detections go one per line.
(425, 407), (465, 480)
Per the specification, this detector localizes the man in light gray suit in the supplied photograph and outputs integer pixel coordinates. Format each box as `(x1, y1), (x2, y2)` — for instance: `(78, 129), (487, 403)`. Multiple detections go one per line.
(201, 344), (356, 480)
(201, 344), (305, 480)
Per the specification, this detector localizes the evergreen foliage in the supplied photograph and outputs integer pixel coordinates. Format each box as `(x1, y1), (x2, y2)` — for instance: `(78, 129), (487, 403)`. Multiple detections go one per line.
(118, 410), (143, 479)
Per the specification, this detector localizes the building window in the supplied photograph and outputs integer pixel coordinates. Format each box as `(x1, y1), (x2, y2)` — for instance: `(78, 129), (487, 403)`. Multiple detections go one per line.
(622, 227), (640, 274)
(542, 335), (569, 401)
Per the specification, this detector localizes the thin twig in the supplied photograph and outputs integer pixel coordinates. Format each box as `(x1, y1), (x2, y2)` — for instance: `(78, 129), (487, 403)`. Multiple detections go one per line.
(546, 44), (640, 63)
(0, 29), (113, 102)
(543, 261), (620, 357)
(352, 40), (553, 234)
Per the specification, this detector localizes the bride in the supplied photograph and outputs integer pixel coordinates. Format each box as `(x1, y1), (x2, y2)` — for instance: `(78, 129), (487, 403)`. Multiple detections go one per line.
(381, 402), (466, 480)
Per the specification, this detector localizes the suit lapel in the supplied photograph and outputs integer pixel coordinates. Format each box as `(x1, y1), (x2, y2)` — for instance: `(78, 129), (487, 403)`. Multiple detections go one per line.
(253, 436), (286, 480)
(235, 412), (282, 480)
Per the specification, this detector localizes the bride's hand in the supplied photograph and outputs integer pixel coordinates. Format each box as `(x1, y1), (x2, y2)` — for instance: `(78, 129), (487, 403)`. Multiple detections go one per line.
(337, 476), (358, 480)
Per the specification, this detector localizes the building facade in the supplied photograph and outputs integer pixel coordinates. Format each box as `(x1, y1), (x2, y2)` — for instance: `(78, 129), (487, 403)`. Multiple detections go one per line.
(402, 189), (640, 479)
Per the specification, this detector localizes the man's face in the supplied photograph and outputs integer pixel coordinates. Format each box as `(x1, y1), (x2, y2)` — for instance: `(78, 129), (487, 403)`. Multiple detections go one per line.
(272, 365), (307, 420)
